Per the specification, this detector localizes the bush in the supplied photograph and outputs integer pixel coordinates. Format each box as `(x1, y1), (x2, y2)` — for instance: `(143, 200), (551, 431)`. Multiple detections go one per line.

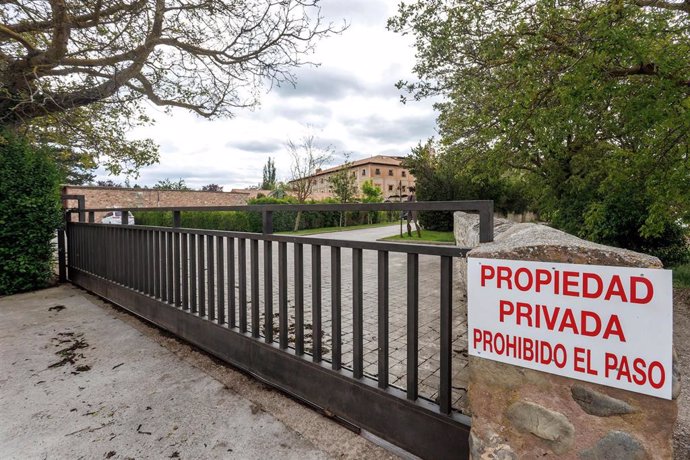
(133, 196), (393, 232)
(0, 132), (62, 295)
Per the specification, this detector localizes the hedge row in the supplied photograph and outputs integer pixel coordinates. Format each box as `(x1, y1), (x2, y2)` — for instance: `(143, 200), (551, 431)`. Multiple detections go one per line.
(133, 197), (392, 232)
(0, 131), (62, 295)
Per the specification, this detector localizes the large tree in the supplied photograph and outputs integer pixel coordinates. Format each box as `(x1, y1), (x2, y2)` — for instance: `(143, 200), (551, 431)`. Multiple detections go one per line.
(390, 0), (690, 262)
(1, 1), (340, 174)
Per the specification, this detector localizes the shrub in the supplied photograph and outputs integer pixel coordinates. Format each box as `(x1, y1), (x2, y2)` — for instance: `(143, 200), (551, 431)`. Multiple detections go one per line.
(0, 132), (62, 295)
(133, 196), (393, 232)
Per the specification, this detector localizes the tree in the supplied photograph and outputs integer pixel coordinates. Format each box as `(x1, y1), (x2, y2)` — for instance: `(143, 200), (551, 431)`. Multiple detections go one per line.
(1, 1), (342, 175)
(361, 179), (383, 224)
(390, 0), (690, 263)
(328, 154), (358, 226)
(153, 178), (190, 190)
(288, 133), (332, 230)
(95, 179), (122, 188)
(202, 184), (224, 192)
(53, 149), (96, 185)
(261, 157), (277, 190)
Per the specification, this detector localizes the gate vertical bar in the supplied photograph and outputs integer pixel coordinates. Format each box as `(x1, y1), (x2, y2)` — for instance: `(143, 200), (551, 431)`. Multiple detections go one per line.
(439, 256), (453, 414)
(353, 248), (364, 379)
(238, 238), (247, 332)
(151, 230), (161, 299)
(198, 233), (205, 316)
(378, 250), (389, 389)
(207, 235), (215, 321)
(407, 253), (419, 400)
(312, 245), (322, 362)
(227, 238), (236, 328)
(166, 231), (174, 303)
(264, 240), (273, 343)
(331, 246), (342, 370)
(181, 233), (189, 310)
(278, 241), (288, 349)
(250, 239), (260, 338)
(294, 243), (304, 356)
(174, 230), (181, 307)
(217, 237), (225, 324)
(190, 233), (197, 313)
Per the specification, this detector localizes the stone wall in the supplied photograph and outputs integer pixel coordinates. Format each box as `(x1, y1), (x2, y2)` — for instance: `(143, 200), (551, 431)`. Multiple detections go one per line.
(454, 212), (680, 459)
(62, 185), (254, 222)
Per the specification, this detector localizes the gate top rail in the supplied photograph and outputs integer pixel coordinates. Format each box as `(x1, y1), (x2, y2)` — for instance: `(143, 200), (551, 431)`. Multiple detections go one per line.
(67, 199), (494, 243)
(72, 200), (491, 214)
(70, 222), (471, 257)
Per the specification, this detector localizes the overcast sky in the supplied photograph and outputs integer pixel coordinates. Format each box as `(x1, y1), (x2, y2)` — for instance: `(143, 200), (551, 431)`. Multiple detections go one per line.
(98, 0), (437, 190)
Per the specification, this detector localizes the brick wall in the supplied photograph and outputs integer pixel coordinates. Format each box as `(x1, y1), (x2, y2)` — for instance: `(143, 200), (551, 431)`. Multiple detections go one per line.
(62, 186), (254, 222)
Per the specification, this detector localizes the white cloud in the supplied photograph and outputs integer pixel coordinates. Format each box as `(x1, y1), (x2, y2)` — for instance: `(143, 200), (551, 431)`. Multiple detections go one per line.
(103, 0), (436, 190)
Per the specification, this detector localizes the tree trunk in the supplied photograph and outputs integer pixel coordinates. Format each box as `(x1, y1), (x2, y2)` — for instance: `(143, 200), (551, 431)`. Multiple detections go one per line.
(293, 210), (302, 232)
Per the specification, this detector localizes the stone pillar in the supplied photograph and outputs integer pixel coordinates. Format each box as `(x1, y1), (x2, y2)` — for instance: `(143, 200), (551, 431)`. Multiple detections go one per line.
(454, 214), (680, 459)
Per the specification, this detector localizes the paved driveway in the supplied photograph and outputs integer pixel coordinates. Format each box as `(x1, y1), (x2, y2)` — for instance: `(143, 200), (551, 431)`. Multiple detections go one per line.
(259, 224), (470, 411)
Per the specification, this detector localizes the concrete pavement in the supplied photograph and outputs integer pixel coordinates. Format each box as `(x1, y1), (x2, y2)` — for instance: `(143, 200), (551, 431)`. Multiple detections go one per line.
(0, 285), (396, 460)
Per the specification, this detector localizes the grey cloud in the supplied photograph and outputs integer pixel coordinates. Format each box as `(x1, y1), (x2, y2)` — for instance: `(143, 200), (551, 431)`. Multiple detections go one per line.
(348, 114), (436, 144)
(276, 68), (364, 100)
(272, 104), (333, 122)
(225, 139), (282, 153)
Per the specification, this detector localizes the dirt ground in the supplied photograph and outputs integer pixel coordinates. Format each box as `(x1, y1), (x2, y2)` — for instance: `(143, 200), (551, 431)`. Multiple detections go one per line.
(674, 288), (690, 458)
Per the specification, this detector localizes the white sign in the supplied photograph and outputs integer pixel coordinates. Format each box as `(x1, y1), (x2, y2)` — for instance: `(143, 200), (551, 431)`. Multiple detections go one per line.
(468, 258), (673, 399)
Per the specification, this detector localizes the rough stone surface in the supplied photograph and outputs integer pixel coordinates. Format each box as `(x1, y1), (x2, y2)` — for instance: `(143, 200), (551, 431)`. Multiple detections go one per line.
(506, 401), (575, 454)
(468, 222), (663, 268)
(454, 212), (514, 248)
(673, 349), (681, 400)
(460, 219), (677, 459)
(571, 385), (636, 417)
(579, 431), (649, 460)
(469, 430), (517, 460)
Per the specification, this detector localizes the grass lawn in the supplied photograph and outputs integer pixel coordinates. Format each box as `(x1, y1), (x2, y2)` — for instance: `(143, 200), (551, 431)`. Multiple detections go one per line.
(277, 221), (397, 236)
(380, 229), (456, 244)
(673, 263), (690, 288)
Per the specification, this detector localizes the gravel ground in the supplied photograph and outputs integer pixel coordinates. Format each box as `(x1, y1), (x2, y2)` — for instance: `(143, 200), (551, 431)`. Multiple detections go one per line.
(674, 287), (690, 459)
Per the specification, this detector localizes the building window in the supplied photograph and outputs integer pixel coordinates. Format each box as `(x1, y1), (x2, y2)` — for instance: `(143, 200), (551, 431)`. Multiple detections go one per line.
(362, 169), (366, 176)
(402, 171), (407, 177)
(401, 186), (406, 191)
(375, 168), (380, 175)
(388, 169), (393, 176)
(388, 185), (393, 191)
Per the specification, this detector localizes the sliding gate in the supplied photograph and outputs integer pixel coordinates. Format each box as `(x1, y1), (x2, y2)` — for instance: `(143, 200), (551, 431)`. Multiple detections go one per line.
(63, 201), (494, 459)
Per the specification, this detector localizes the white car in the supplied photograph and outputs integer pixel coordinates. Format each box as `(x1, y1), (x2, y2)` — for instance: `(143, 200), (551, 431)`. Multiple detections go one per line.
(101, 211), (135, 225)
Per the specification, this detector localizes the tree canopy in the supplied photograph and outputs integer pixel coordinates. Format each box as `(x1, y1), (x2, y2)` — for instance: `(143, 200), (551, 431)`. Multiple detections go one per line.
(1, 1), (340, 174)
(390, 0), (690, 262)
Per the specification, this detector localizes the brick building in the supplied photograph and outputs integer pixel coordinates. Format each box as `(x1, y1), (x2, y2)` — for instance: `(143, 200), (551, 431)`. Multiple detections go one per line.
(62, 185), (259, 222)
(294, 155), (416, 200)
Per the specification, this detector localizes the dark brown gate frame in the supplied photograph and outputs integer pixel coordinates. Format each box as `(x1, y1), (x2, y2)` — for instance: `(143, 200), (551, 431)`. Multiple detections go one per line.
(63, 201), (493, 460)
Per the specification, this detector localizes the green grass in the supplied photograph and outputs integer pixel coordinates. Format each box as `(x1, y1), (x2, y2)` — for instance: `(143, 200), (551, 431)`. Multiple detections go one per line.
(672, 263), (690, 288)
(380, 230), (456, 244)
(277, 221), (397, 236)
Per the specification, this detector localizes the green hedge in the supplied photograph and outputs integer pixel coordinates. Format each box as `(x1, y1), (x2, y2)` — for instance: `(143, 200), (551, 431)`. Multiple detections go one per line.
(133, 196), (391, 232)
(0, 132), (62, 295)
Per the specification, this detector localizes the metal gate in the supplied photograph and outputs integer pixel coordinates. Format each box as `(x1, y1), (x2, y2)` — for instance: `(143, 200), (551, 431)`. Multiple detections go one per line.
(61, 201), (494, 459)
